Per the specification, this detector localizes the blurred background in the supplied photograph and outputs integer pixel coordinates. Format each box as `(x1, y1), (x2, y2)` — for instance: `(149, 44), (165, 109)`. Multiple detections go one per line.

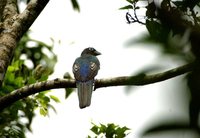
(1, 0), (200, 138)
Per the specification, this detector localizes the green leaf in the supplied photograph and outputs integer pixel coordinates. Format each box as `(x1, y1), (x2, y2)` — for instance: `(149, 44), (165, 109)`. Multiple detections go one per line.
(6, 72), (15, 84)
(126, 0), (134, 4)
(106, 123), (116, 137)
(38, 74), (48, 81)
(89, 122), (130, 138)
(65, 88), (74, 99)
(146, 20), (169, 42)
(71, 0), (80, 11)
(122, 126), (130, 131)
(14, 77), (24, 87)
(115, 126), (130, 137)
(99, 123), (107, 133)
(50, 95), (60, 103)
(146, 2), (156, 18)
(63, 72), (74, 99)
(90, 125), (100, 135)
(119, 5), (133, 10)
(27, 76), (37, 84)
(48, 104), (57, 113)
(39, 107), (48, 116)
(2, 85), (15, 93)
(7, 66), (16, 72)
(42, 96), (50, 104)
(135, 6), (140, 9)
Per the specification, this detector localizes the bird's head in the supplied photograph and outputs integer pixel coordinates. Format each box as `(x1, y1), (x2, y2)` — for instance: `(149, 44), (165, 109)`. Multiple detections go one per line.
(81, 47), (101, 56)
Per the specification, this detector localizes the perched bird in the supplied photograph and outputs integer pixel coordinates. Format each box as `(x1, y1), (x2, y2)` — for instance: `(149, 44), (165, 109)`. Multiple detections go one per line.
(73, 47), (101, 109)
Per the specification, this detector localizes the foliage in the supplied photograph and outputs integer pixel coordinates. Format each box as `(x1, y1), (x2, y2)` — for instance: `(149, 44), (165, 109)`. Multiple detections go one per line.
(121, 0), (200, 137)
(88, 122), (130, 138)
(0, 0), (79, 137)
(0, 0), (80, 137)
(0, 32), (57, 137)
(63, 72), (74, 99)
(4, 0), (200, 137)
(71, 0), (80, 11)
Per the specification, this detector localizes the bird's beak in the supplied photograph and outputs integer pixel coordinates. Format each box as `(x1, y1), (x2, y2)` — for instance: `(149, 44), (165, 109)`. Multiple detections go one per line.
(94, 50), (101, 56)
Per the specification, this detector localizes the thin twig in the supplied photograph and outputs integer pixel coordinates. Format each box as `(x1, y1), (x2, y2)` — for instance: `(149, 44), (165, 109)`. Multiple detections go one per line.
(133, 2), (145, 25)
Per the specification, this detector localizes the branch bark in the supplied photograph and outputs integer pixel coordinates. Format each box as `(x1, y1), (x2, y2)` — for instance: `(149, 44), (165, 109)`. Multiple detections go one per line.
(0, 0), (49, 85)
(0, 0), (7, 21)
(0, 63), (194, 111)
(95, 62), (194, 88)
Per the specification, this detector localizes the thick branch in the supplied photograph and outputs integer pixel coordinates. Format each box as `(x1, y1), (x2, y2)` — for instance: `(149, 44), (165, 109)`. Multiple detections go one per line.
(0, 0), (7, 21)
(0, 63), (194, 111)
(0, 0), (19, 84)
(95, 63), (194, 88)
(2, 0), (18, 23)
(12, 0), (49, 40)
(0, 0), (49, 85)
(0, 79), (75, 110)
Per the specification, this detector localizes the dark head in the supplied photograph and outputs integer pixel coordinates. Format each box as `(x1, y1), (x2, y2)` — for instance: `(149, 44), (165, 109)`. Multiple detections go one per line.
(81, 47), (101, 56)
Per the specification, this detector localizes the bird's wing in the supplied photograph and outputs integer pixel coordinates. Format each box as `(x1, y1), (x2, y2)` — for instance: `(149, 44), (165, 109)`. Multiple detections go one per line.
(73, 60), (81, 80)
(88, 61), (99, 79)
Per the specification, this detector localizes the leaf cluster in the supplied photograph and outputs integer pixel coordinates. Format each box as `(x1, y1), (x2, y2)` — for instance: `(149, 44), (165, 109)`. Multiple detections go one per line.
(120, 0), (200, 137)
(0, 0), (82, 137)
(88, 122), (130, 138)
(121, 0), (200, 61)
(0, 32), (57, 137)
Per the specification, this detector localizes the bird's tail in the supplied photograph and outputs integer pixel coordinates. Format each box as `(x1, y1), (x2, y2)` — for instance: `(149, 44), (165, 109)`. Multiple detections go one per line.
(76, 80), (93, 109)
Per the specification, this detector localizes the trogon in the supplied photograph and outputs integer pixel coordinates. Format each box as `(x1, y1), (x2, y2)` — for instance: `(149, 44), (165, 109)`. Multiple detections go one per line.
(73, 47), (101, 108)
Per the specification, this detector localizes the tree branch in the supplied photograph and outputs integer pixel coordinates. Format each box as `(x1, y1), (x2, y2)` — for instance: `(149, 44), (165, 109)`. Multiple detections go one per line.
(95, 63), (194, 88)
(0, 0), (49, 85)
(0, 0), (7, 21)
(12, 0), (49, 40)
(0, 63), (194, 111)
(0, 79), (76, 110)
(2, 0), (18, 22)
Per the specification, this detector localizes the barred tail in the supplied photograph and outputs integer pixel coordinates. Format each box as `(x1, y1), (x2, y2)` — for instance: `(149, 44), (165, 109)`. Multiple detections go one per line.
(76, 80), (93, 109)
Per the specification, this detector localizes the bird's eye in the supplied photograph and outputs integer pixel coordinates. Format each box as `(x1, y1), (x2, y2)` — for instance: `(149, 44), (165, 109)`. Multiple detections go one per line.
(89, 47), (94, 51)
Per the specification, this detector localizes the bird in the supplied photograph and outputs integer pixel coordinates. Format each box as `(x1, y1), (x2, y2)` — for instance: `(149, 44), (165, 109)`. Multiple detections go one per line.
(72, 47), (101, 109)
